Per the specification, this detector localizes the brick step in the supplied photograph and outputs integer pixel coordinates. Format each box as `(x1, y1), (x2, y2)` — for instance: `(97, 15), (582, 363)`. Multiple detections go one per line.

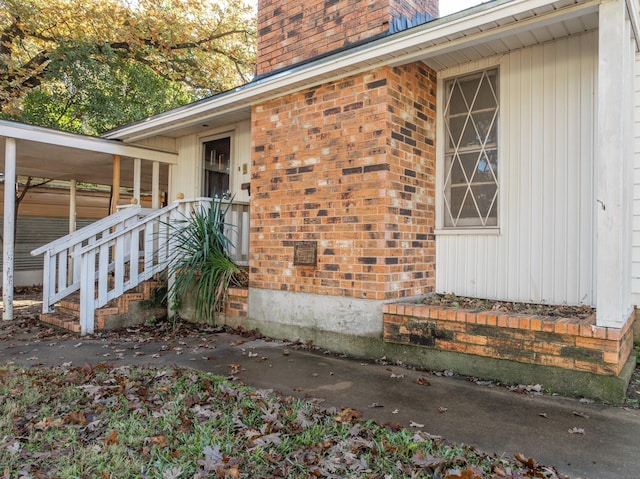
(39, 280), (163, 334)
(39, 312), (81, 333)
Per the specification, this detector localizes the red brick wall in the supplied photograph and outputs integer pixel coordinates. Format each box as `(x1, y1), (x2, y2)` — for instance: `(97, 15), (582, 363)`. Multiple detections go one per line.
(224, 287), (249, 319)
(257, 0), (439, 75)
(250, 63), (436, 301)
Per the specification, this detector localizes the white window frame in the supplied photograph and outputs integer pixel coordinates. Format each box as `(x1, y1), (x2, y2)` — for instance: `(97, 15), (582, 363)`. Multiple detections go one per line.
(436, 66), (501, 235)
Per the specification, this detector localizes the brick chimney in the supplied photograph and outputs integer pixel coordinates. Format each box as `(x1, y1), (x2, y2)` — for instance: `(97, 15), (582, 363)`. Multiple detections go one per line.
(257, 0), (439, 76)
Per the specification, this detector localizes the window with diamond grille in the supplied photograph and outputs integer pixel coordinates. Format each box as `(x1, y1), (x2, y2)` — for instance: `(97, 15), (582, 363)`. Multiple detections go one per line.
(443, 68), (499, 228)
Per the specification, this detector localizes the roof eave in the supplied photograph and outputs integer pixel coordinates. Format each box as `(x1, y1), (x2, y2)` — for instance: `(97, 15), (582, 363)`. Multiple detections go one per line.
(0, 120), (178, 163)
(103, 0), (600, 143)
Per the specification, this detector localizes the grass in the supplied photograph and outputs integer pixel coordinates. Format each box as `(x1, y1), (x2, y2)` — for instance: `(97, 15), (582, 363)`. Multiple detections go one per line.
(0, 365), (567, 479)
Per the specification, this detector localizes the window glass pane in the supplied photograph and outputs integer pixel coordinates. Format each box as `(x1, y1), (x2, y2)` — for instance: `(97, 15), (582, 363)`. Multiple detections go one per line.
(471, 110), (496, 144)
(472, 72), (498, 111)
(449, 185), (468, 219)
(473, 149), (498, 183)
(460, 77), (480, 107)
(472, 183), (498, 220)
(450, 155), (466, 184)
(459, 152), (478, 183)
(448, 116), (466, 148)
(459, 189), (479, 220)
(447, 82), (467, 116)
(460, 118), (480, 148)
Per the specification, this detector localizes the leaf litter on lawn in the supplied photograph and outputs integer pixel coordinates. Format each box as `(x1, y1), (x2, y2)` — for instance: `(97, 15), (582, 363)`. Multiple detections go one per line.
(0, 364), (570, 478)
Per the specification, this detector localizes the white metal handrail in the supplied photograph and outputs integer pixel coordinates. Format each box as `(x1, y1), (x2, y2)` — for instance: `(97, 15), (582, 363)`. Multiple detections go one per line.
(43, 198), (249, 335)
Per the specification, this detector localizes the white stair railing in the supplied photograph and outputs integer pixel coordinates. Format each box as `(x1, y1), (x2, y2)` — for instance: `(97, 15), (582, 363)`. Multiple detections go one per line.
(31, 205), (153, 313)
(36, 198), (249, 335)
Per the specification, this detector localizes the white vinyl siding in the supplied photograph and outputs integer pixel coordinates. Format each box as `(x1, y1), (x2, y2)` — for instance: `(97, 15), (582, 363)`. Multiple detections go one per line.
(632, 51), (640, 306)
(436, 32), (596, 306)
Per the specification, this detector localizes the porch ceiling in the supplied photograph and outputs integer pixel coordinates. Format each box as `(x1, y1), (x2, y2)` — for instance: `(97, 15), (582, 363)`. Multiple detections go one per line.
(418, 8), (599, 70)
(0, 121), (175, 190)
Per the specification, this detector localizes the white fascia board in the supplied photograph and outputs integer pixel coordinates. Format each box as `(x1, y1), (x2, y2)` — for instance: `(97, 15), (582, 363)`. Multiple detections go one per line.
(104, 0), (598, 143)
(0, 121), (178, 164)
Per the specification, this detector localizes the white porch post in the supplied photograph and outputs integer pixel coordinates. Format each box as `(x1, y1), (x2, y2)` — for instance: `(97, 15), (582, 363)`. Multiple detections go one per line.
(110, 155), (121, 214)
(152, 161), (160, 209)
(3, 138), (16, 320)
(69, 179), (77, 233)
(596, 0), (635, 327)
(133, 158), (141, 205)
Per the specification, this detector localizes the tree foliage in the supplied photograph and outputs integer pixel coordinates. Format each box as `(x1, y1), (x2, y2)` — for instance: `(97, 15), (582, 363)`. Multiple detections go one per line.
(0, 0), (256, 134)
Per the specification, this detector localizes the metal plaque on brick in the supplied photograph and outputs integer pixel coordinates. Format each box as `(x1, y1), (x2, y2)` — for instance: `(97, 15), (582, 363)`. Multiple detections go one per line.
(294, 241), (317, 266)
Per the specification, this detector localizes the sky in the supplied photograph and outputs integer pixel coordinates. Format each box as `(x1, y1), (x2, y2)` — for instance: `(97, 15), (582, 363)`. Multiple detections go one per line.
(439, 0), (491, 16)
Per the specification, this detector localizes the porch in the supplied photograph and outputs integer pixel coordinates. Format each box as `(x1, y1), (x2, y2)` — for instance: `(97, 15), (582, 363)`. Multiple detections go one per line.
(31, 198), (249, 335)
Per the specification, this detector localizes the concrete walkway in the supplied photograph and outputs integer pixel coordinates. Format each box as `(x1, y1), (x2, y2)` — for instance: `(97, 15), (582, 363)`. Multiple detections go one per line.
(1, 331), (638, 479)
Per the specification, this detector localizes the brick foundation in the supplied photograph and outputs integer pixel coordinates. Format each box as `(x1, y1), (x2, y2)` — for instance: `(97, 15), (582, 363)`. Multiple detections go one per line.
(224, 287), (249, 319)
(383, 303), (635, 376)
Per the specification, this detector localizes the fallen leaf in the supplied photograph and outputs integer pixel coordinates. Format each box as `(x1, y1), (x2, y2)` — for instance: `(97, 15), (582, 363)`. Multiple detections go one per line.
(390, 373), (404, 379)
(105, 430), (119, 445)
(409, 421), (424, 428)
(65, 410), (87, 425)
(149, 435), (168, 447)
(414, 377), (431, 386)
(568, 427), (585, 434)
(572, 411), (590, 419)
(515, 453), (536, 469)
(368, 403), (383, 408)
(411, 450), (446, 467)
(217, 464), (240, 478)
(392, 409), (399, 414)
(34, 417), (64, 430)
(538, 413), (548, 418)
(335, 408), (362, 423)
(163, 466), (182, 479)
(250, 433), (282, 447)
(438, 407), (448, 414)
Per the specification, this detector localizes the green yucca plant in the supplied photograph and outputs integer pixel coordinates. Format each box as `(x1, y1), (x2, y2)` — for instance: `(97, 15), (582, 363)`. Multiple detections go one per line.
(166, 198), (240, 324)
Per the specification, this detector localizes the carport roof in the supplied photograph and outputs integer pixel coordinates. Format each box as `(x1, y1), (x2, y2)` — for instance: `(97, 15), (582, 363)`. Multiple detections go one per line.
(0, 120), (177, 189)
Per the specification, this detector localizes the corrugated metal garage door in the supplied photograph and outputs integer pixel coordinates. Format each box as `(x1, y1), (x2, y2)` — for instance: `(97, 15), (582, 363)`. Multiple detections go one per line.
(0, 217), (95, 271)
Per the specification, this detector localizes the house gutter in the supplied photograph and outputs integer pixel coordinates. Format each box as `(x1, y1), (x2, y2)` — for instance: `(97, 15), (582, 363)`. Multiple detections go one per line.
(103, 0), (601, 143)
